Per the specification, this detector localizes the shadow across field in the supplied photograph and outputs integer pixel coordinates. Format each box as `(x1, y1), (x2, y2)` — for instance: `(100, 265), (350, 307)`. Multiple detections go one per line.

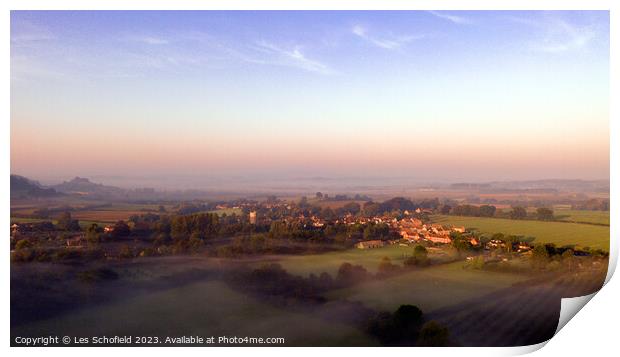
(427, 269), (606, 346)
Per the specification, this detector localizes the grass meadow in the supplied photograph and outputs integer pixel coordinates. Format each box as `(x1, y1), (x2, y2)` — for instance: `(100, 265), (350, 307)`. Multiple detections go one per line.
(430, 215), (609, 250)
(553, 209), (610, 225)
(12, 278), (375, 346)
(327, 261), (529, 313)
(273, 244), (456, 276)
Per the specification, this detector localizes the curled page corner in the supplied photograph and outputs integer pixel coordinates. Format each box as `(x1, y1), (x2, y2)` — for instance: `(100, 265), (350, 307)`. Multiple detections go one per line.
(510, 340), (549, 355)
(555, 292), (597, 335)
(510, 292), (599, 355)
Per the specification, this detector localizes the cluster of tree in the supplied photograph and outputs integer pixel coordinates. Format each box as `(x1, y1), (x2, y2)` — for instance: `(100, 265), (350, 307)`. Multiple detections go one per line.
(214, 234), (335, 258)
(268, 221), (326, 241)
(366, 305), (450, 346)
(531, 243), (608, 271)
(225, 262), (374, 306)
(571, 198), (609, 211)
(444, 204), (555, 221)
(10, 221), (55, 234)
(11, 244), (105, 263)
(465, 240), (608, 274)
(56, 212), (81, 231)
(175, 203), (211, 215)
(403, 245), (430, 267)
(226, 263), (330, 304)
(360, 197), (438, 217)
(170, 213), (220, 240)
(448, 204), (497, 217)
(224, 262), (449, 346)
(317, 193), (371, 201)
(534, 207), (554, 221)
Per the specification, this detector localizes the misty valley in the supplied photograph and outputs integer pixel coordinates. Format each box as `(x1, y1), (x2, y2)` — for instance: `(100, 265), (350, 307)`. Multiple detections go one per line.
(10, 175), (609, 347)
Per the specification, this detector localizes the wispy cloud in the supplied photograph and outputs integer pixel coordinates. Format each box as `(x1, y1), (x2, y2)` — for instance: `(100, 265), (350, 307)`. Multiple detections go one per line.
(127, 36), (169, 45)
(509, 14), (597, 53)
(351, 25), (424, 50)
(428, 11), (473, 25)
(136, 36), (169, 45)
(156, 30), (336, 75)
(11, 20), (55, 44)
(11, 55), (66, 83)
(253, 41), (336, 75)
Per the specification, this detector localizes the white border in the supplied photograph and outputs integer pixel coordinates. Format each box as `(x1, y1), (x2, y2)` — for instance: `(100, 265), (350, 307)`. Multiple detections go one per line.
(2, 1), (617, 356)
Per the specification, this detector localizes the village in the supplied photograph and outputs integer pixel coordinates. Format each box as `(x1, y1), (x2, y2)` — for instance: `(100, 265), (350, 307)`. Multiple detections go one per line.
(11, 200), (536, 259)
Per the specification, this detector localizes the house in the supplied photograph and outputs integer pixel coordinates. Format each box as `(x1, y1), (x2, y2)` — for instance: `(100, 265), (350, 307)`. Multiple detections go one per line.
(452, 226), (466, 233)
(399, 228), (421, 242)
(517, 243), (532, 252)
(356, 240), (385, 249)
(249, 211), (257, 225)
(10, 223), (20, 235)
(426, 235), (451, 244)
(487, 239), (506, 249)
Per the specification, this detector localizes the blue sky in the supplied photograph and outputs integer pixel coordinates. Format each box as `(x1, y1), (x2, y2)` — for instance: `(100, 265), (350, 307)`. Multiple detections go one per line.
(11, 11), (610, 185)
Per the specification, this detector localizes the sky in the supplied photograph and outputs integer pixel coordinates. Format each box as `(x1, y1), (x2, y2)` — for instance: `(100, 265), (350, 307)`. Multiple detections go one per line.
(10, 11), (610, 188)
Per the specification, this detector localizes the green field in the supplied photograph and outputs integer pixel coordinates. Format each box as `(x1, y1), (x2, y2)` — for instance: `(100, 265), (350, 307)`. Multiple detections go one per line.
(431, 215), (609, 250)
(10, 217), (52, 224)
(11, 217), (107, 229)
(553, 209), (610, 225)
(208, 208), (243, 216)
(327, 261), (529, 313)
(273, 244), (455, 277)
(13, 279), (375, 346)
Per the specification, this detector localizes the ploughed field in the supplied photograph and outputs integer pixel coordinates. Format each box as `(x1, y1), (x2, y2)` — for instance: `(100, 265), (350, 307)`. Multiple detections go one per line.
(430, 215), (609, 251)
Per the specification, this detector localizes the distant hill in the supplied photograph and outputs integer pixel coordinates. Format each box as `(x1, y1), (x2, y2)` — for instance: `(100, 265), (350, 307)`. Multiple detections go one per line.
(451, 179), (609, 194)
(51, 177), (126, 198)
(10, 175), (60, 199)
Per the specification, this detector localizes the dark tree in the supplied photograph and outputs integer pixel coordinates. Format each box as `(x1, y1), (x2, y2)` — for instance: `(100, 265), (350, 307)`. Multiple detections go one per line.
(531, 244), (550, 269)
(56, 211), (80, 231)
(363, 201), (382, 216)
(536, 207), (554, 221)
(112, 220), (131, 238)
(510, 206), (527, 220)
(417, 321), (450, 346)
(479, 205), (497, 217)
(342, 202), (361, 215)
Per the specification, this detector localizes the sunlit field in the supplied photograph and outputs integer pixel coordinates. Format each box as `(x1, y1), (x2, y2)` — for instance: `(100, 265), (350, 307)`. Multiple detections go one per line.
(553, 209), (610, 225)
(274, 245), (455, 276)
(327, 261), (529, 312)
(430, 215), (609, 251)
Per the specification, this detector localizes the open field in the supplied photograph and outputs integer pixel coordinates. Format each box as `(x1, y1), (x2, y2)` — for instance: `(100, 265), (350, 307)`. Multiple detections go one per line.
(553, 209), (609, 225)
(327, 261), (529, 313)
(431, 215), (609, 250)
(273, 245), (456, 276)
(11, 253), (607, 347)
(209, 208), (243, 216)
(10, 217), (52, 224)
(11, 217), (110, 229)
(69, 210), (147, 223)
(11, 260), (376, 346)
